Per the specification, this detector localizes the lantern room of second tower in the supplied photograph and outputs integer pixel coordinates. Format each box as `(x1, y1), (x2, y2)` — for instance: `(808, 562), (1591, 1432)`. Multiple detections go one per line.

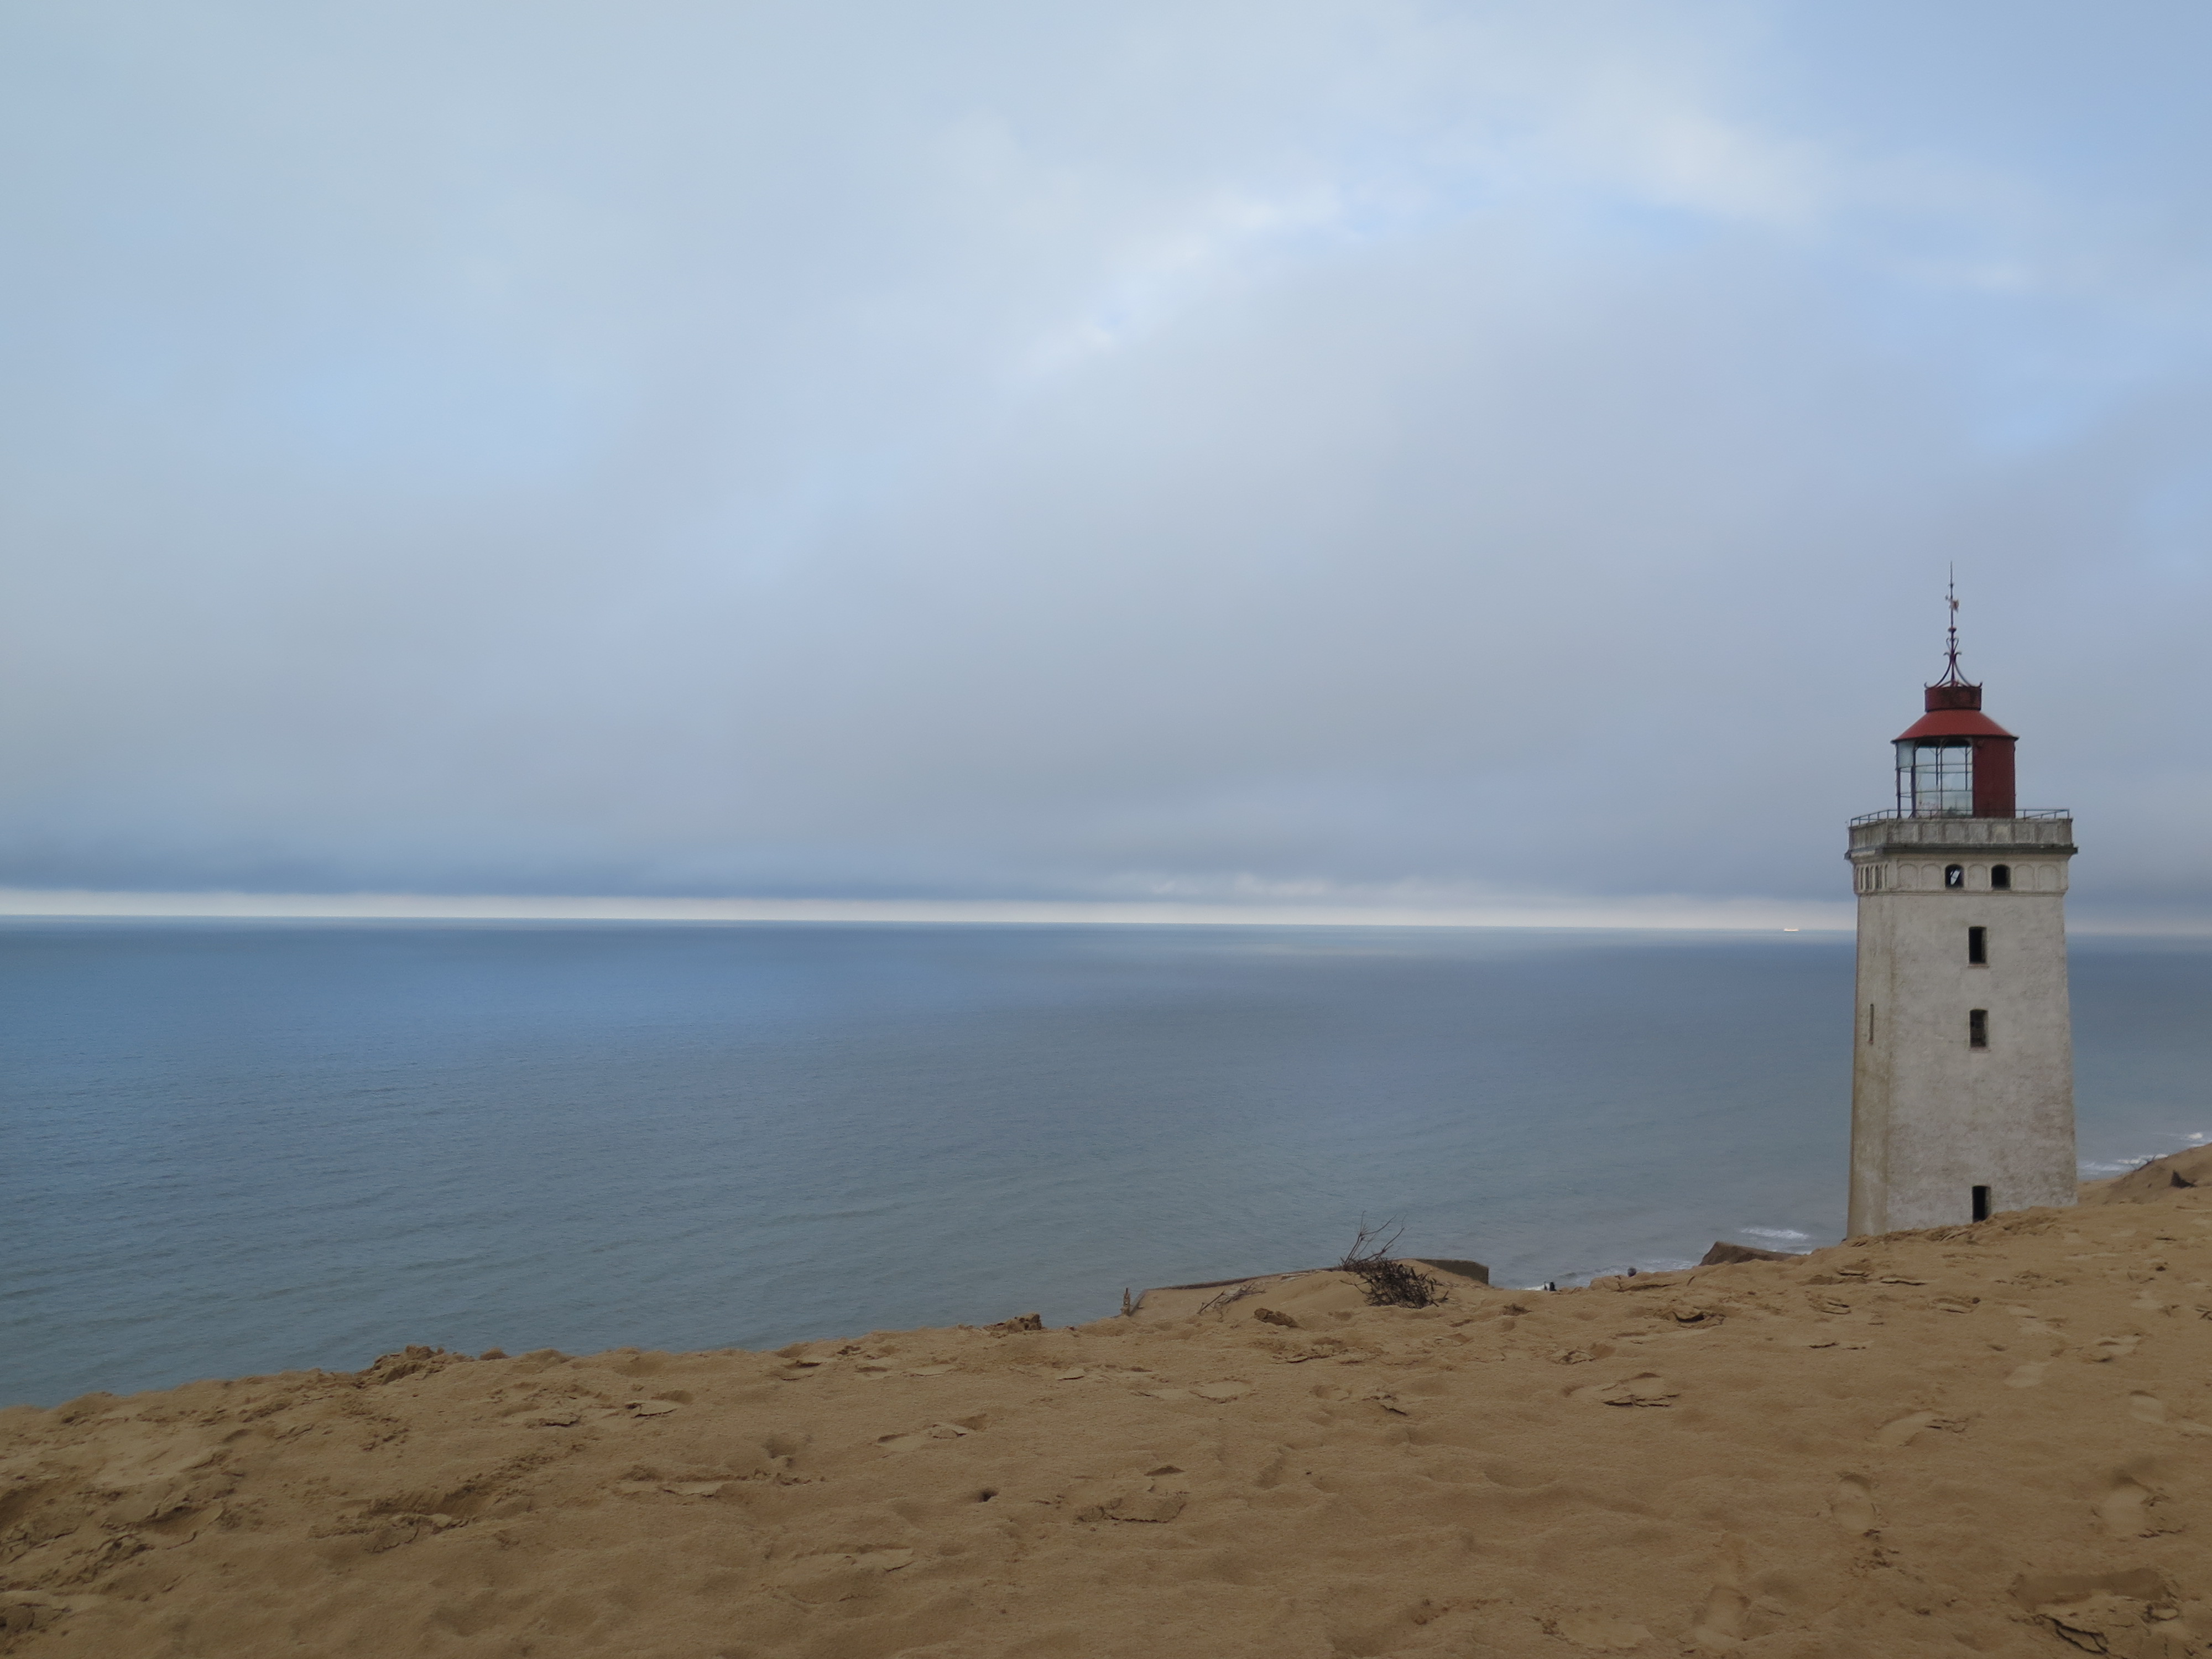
(1893, 678), (2016, 818)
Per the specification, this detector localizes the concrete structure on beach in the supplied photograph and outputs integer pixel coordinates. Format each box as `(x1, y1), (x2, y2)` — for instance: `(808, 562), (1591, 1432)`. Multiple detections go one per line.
(1844, 602), (2077, 1236)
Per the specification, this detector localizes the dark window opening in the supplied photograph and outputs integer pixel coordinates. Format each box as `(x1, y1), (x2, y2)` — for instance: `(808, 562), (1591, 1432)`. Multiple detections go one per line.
(1991, 864), (2011, 890)
(1945, 864), (1965, 888)
(1969, 1008), (1989, 1048)
(1866, 1003), (1876, 1042)
(1968, 926), (1986, 965)
(1971, 1185), (1991, 1222)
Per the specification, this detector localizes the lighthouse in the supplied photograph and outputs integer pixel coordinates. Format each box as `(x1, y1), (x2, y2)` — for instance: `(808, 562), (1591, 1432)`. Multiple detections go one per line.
(1845, 597), (2077, 1236)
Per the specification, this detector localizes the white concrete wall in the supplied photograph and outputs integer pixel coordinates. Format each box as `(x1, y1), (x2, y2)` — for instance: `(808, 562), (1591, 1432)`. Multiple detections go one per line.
(1846, 828), (2076, 1236)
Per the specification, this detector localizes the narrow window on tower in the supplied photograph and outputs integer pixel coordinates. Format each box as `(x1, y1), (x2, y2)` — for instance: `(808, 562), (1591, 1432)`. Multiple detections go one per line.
(1945, 864), (1965, 888)
(1867, 1003), (1876, 1042)
(1968, 926), (1987, 965)
(1991, 864), (2011, 890)
(1972, 1186), (1991, 1222)
(1969, 1008), (1989, 1048)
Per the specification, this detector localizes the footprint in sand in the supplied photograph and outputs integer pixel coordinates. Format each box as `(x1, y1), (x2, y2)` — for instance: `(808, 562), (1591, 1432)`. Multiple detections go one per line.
(1190, 1381), (1253, 1404)
(1830, 1475), (1879, 1533)
(1104, 1488), (1186, 1523)
(1689, 1586), (1750, 1645)
(1872, 1411), (1958, 1447)
(1554, 1613), (1652, 1650)
(1574, 1374), (1678, 1408)
(613, 1479), (726, 1497)
(776, 1548), (916, 1600)
(877, 1413), (989, 1452)
(842, 1549), (914, 1572)
(2097, 1475), (2163, 1540)
(2127, 1392), (2212, 1434)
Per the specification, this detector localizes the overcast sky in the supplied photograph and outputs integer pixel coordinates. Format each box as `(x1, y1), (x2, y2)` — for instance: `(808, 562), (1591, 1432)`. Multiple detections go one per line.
(5, 2), (2211, 924)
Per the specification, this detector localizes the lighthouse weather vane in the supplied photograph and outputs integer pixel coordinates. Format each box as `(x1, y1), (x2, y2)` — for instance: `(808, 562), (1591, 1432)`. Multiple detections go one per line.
(1938, 565), (1966, 686)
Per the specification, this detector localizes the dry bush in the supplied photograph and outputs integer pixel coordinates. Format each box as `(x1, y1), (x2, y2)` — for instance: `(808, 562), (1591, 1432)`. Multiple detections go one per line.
(1338, 1220), (1448, 1308)
(1195, 1280), (1264, 1316)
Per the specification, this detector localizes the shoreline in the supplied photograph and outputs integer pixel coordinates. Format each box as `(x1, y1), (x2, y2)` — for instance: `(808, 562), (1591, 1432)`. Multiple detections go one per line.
(6, 1147), (2211, 1654)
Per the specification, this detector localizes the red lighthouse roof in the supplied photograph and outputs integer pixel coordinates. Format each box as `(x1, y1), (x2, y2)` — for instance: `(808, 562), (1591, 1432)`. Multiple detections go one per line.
(1896, 681), (2016, 743)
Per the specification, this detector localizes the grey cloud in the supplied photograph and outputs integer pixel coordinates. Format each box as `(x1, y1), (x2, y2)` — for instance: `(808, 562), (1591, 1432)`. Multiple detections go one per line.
(4, 1), (2212, 920)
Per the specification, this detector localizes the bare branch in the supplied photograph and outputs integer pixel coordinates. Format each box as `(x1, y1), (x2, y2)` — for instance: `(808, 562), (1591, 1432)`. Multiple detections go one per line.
(1337, 1216), (1448, 1309)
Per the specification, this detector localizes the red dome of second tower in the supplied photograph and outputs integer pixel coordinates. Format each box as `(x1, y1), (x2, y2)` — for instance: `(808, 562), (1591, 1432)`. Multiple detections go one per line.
(1895, 681), (2015, 745)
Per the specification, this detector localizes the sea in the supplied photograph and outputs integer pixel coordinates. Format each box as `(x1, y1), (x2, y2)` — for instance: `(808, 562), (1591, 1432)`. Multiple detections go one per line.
(6, 920), (2210, 1408)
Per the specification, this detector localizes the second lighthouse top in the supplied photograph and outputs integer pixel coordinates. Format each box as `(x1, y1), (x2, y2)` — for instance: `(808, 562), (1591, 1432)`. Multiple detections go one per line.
(1892, 584), (2017, 819)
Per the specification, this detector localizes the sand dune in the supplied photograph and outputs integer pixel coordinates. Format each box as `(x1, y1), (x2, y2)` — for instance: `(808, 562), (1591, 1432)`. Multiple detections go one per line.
(7, 1155), (2212, 1657)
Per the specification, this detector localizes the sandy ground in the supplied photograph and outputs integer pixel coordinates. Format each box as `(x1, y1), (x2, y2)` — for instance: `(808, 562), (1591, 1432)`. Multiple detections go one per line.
(8, 1147), (2212, 1658)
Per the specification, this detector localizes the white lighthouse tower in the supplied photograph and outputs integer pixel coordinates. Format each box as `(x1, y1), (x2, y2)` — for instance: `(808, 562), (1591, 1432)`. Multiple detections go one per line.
(1845, 595), (2077, 1237)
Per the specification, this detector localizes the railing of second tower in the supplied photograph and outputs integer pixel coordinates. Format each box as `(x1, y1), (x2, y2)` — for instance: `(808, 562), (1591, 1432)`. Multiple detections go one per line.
(1848, 807), (2071, 827)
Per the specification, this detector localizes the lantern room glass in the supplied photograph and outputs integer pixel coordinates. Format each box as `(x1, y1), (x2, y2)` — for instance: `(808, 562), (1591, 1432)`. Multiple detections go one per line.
(1896, 739), (1974, 816)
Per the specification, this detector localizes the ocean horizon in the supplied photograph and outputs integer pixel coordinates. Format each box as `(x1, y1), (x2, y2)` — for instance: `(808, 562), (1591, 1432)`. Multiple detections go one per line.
(7, 918), (2209, 1408)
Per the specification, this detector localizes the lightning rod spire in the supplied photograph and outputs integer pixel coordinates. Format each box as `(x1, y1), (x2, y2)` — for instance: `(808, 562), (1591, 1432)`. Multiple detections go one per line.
(1937, 565), (1969, 686)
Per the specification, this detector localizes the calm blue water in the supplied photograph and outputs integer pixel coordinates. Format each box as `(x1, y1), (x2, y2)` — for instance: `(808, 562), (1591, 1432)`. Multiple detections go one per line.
(5, 921), (2209, 1407)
